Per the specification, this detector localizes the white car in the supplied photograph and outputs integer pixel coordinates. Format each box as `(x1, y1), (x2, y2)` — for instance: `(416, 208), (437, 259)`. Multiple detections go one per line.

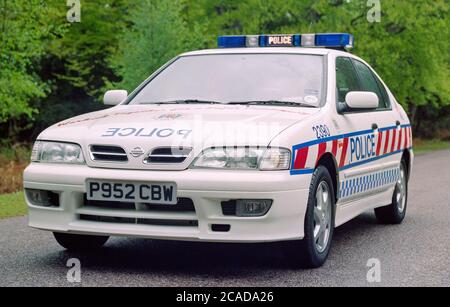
(24, 33), (413, 268)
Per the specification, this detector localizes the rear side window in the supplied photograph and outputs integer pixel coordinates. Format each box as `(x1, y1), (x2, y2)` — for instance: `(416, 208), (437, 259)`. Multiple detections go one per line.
(336, 57), (359, 103)
(352, 60), (390, 109)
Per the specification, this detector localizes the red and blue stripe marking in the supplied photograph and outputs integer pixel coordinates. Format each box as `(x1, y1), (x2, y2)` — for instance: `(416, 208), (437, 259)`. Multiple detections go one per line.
(290, 124), (412, 175)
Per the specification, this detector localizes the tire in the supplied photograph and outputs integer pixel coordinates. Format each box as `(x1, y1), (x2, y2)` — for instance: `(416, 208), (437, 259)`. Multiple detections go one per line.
(286, 165), (335, 268)
(53, 233), (109, 251)
(375, 159), (408, 224)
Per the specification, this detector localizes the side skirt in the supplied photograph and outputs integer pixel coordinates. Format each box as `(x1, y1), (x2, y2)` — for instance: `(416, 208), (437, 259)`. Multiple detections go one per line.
(334, 186), (394, 228)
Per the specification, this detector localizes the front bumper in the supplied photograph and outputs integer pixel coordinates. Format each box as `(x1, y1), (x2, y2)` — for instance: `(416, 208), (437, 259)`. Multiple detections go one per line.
(24, 164), (311, 243)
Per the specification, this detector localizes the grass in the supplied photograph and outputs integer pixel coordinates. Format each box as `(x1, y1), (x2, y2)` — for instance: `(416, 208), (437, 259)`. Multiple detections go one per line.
(0, 192), (27, 219)
(0, 145), (30, 219)
(413, 139), (450, 154)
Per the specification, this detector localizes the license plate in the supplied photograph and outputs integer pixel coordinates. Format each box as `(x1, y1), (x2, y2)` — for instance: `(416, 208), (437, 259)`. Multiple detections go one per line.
(86, 180), (177, 205)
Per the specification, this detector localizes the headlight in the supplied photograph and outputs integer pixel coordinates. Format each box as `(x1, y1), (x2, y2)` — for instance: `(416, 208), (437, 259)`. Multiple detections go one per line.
(191, 147), (291, 170)
(31, 141), (85, 164)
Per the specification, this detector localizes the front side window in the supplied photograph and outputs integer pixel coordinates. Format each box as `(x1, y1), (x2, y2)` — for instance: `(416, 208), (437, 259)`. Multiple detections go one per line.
(352, 59), (390, 109)
(129, 54), (324, 107)
(336, 57), (360, 103)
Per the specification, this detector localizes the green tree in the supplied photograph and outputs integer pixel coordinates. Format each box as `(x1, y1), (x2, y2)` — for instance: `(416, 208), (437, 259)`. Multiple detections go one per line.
(205, 0), (449, 131)
(48, 0), (128, 98)
(28, 1), (128, 139)
(1, 0), (448, 143)
(111, 0), (195, 92)
(311, 0), (450, 118)
(0, 0), (62, 124)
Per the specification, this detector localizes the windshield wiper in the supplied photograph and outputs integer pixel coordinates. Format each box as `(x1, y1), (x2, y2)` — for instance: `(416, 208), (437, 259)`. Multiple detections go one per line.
(228, 100), (317, 108)
(140, 100), (317, 108)
(141, 99), (224, 105)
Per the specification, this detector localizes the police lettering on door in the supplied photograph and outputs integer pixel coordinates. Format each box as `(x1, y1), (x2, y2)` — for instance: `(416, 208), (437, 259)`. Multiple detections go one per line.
(349, 134), (376, 162)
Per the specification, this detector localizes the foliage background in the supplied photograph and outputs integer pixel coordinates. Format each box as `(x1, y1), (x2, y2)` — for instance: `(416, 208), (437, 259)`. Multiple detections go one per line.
(0, 0), (449, 144)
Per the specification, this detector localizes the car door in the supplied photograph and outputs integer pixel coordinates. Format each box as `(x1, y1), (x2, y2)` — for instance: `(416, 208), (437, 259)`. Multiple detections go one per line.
(334, 57), (400, 205)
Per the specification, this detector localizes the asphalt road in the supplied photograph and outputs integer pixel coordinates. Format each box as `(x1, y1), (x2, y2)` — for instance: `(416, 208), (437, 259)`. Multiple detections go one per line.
(1, 150), (449, 287)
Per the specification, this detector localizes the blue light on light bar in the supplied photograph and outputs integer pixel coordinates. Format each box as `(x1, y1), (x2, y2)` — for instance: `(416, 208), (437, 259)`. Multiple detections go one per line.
(217, 36), (246, 48)
(218, 33), (354, 49)
(315, 33), (354, 49)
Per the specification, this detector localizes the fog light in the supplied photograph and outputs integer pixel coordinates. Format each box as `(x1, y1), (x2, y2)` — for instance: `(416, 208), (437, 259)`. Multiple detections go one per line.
(26, 189), (60, 207)
(236, 199), (272, 217)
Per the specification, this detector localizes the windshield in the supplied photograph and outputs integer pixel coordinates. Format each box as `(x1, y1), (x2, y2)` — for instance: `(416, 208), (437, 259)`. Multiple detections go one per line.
(129, 54), (324, 107)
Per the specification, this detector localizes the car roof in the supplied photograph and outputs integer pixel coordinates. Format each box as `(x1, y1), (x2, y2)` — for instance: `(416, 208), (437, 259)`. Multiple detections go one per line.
(180, 47), (352, 57)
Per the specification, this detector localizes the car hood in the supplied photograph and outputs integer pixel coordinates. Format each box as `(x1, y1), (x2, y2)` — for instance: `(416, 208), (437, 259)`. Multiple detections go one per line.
(39, 104), (318, 170)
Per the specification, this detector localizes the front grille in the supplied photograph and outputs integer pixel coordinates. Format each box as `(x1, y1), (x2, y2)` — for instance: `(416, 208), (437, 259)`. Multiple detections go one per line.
(80, 196), (198, 228)
(84, 197), (195, 213)
(80, 215), (135, 224)
(137, 219), (198, 227)
(90, 145), (128, 162)
(145, 147), (192, 164)
(85, 199), (135, 210)
(79, 215), (198, 227)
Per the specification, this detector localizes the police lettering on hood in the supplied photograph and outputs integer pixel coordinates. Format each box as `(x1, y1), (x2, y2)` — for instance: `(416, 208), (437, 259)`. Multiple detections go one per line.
(102, 127), (192, 139)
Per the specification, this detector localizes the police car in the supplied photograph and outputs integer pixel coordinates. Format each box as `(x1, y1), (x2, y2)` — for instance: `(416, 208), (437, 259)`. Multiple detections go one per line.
(24, 33), (413, 268)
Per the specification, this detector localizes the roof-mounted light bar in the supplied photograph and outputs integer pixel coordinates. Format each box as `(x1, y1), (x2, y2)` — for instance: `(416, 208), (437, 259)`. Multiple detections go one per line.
(218, 33), (354, 50)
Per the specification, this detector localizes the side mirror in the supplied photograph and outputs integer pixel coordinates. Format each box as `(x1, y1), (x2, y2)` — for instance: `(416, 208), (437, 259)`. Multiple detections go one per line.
(344, 91), (379, 110)
(103, 90), (128, 106)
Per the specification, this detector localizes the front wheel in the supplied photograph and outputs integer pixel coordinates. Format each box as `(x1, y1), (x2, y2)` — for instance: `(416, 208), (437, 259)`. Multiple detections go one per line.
(286, 165), (335, 268)
(53, 233), (109, 251)
(375, 160), (408, 224)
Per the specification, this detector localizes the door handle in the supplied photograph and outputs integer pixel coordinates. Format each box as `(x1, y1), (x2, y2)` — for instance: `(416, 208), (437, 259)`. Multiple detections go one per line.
(372, 123), (379, 130)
